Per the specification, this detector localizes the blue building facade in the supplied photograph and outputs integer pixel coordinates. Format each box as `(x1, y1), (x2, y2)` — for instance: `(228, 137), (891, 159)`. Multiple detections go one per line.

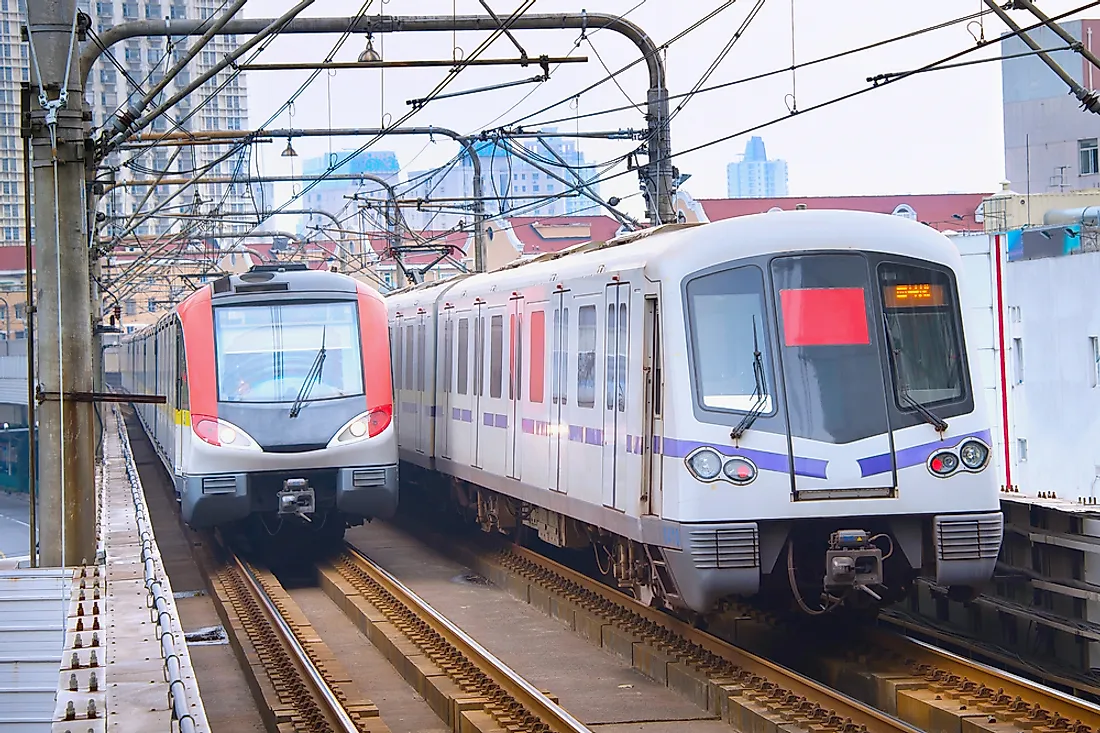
(726, 136), (789, 198)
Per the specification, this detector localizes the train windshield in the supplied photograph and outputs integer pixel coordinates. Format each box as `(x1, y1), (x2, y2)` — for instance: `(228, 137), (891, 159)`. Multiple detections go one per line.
(214, 301), (363, 403)
(685, 265), (774, 412)
(879, 263), (964, 407)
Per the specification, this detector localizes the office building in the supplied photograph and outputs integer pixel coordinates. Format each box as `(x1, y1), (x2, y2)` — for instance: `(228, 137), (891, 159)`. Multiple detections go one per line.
(725, 136), (789, 199)
(81, 0), (254, 239)
(1002, 19), (1100, 194)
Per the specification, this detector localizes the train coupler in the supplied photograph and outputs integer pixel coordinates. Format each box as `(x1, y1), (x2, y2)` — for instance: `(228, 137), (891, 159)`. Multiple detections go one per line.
(278, 478), (316, 522)
(823, 529), (883, 594)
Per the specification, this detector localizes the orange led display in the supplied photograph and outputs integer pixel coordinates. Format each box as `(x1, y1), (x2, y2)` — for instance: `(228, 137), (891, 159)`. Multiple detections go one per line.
(883, 283), (946, 308)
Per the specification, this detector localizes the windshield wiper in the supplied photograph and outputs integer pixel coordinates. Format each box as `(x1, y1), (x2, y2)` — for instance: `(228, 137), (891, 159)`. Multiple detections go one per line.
(289, 326), (326, 419)
(882, 314), (948, 432)
(731, 316), (769, 441)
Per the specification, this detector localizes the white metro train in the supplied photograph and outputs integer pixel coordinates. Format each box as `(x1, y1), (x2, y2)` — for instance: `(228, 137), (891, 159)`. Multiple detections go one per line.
(386, 210), (1004, 616)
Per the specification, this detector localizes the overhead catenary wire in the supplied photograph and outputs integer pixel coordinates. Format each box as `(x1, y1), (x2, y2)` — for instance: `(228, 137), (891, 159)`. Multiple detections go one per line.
(501, 0), (1100, 220)
(518, 5), (996, 130)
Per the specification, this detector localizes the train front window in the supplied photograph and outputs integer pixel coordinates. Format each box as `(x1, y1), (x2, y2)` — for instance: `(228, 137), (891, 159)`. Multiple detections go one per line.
(214, 301), (363, 403)
(685, 265), (774, 413)
(879, 263), (965, 407)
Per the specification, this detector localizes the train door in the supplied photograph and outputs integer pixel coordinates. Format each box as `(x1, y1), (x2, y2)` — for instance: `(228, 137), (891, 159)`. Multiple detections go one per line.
(602, 282), (630, 511)
(472, 300), (485, 469)
(175, 320), (187, 472)
(549, 289), (569, 493)
(506, 296), (524, 480)
(643, 296), (663, 516)
(440, 307), (454, 459)
(415, 311), (428, 454)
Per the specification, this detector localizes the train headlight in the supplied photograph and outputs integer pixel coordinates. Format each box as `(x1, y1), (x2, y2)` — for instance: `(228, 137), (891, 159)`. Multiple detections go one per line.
(686, 448), (723, 481)
(723, 457), (758, 485)
(332, 405), (392, 445)
(959, 440), (990, 470)
(928, 451), (959, 477)
(193, 416), (257, 449)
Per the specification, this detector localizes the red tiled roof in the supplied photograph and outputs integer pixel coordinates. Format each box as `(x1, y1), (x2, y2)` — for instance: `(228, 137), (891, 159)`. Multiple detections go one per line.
(0, 247), (32, 272)
(698, 193), (991, 232)
(498, 215), (623, 254)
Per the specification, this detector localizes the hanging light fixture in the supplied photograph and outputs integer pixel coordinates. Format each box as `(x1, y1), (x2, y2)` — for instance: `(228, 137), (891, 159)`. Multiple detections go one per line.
(358, 33), (381, 63)
(281, 137), (298, 157)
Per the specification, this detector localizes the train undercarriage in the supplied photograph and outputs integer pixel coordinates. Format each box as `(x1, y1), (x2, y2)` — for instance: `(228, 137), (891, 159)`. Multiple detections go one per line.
(402, 464), (980, 622)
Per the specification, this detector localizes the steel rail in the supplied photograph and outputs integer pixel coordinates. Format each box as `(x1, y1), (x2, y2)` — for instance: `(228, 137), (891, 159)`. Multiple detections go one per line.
(342, 543), (592, 733)
(868, 625), (1100, 729)
(229, 552), (360, 733)
(499, 543), (920, 733)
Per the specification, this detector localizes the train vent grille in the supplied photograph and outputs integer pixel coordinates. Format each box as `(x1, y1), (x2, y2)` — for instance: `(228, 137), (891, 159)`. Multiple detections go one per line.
(934, 515), (1003, 561)
(201, 476), (236, 495)
(689, 527), (759, 570)
(352, 468), (388, 489)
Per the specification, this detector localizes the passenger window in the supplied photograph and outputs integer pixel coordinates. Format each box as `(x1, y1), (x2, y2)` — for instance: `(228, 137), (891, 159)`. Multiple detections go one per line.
(176, 322), (189, 410)
(577, 305), (596, 408)
(443, 319), (453, 394)
(457, 318), (469, 395)
(417, 322), (426, 392)
(391, 326), (401, 390)
(404, 325), (414, 389)
(618, 302), (627, 412)
(490, 314), (503, 399)
(605, 304), (616, 410)
(530, 311), (545, 403)
(475, 316), (485, 397)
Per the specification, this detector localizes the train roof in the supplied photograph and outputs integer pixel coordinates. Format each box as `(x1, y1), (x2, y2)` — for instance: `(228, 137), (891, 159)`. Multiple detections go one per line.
(386, 209), (964, 307)
(210, 264), (377, 299)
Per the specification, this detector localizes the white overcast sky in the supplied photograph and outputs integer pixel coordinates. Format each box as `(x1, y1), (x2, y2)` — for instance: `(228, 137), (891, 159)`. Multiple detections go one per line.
(238, 0), (1099, 223)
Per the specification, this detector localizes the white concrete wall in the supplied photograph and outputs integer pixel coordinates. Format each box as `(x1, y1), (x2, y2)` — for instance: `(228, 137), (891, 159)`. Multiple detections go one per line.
(951, 232), (1010, 488)
(1004, 250), (1100, 499)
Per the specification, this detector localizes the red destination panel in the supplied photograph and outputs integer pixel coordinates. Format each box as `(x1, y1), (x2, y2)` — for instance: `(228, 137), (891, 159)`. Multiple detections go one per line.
(779, 287), (869, 346)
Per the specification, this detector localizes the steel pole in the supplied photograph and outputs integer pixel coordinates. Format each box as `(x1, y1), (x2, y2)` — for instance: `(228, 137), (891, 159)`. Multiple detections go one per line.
(21, 84), (37, 567)
(79, 13), (674, 225)
(28, 0), (96, 566)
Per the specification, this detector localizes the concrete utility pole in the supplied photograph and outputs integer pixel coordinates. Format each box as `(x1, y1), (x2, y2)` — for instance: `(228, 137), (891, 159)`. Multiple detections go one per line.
(27, 0), (96, 566)
(80, 13), (677, 226)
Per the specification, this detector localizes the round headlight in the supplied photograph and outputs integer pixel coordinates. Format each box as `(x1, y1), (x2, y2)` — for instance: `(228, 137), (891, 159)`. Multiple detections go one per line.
(349, 420), (367, 438)
(723, 457), (757, 484)
(959, 440), (989, 470)
(687, 449), (723, 480)
(218, 425), (237, 445)
(929, 451), (959, 476)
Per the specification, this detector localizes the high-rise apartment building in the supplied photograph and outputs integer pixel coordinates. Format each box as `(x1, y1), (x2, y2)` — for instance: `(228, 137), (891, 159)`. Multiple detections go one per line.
(404, 131), (601, 230)
(298, 149), (401, 238)
(726, 136), (789, 199)
(0, 1), (29, 248)
(80, 0), (254, 239)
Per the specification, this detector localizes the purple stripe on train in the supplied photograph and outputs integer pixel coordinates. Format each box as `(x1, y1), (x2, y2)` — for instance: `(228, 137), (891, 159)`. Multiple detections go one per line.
(857, 429), (993, 477)
(481, 413), (508, 429)
(451, 408), (473, 423)
(653, 437), (829, 479)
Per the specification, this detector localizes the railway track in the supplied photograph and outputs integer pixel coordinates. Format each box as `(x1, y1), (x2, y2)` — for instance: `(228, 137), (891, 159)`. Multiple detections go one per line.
(319, 545), (589, 733)
(427, 530), (1100, 733)
(429, 536), (920, 733)
(199, 536), (594, 733)
(200, 539), (384, 733)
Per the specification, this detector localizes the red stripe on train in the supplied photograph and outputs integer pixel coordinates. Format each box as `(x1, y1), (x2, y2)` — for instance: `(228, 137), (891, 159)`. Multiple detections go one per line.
(356, 283), (393, 416)
(177, 287), (218, 441)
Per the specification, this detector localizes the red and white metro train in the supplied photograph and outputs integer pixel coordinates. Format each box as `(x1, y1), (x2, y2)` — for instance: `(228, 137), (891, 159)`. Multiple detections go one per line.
(119, 264), (397, 542)
(386, 210), (1005, 616)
